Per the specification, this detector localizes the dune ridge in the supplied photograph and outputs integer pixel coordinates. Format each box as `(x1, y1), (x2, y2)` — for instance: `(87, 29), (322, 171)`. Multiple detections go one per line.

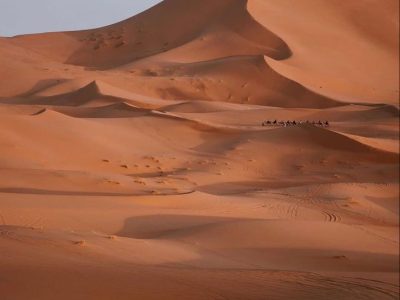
(0, 0), (398, 299)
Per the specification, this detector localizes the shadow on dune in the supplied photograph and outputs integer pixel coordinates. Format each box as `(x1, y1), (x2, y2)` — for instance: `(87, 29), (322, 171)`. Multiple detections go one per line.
(3, 81), (125, 107)
(54, 102), (149, 118)
(0, 187), (195, 197)
(0, 187), (137, 197)
(196, 180), (323, 195)
(126, 168), (192, 178)
(115, 214), (240, 239)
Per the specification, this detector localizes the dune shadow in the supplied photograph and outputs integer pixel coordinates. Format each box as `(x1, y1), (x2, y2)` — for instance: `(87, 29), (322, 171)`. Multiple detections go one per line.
(0, 187), (196, 197)
(115, 214), (239, 239)
(54, 106), (149, 119)
(196, 180), (325, 196)
(126, 168), (190, 178)
(0, 187), (135, 197)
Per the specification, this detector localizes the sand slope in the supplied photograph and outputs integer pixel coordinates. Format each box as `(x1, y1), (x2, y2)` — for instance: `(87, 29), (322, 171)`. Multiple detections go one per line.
(248, 0), (399, 103)
(0, 0), (398, 299)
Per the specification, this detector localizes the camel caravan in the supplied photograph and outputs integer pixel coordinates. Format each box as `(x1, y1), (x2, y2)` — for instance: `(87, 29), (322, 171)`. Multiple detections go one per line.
(262, 120), (330, 127)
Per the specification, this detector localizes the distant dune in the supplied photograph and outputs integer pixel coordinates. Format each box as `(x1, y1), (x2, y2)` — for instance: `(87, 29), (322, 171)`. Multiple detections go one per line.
(0, 1), (398, 299)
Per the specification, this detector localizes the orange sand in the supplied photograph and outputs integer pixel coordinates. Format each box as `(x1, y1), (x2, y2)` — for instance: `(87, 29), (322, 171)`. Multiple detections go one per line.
(0, 1), (399, 299)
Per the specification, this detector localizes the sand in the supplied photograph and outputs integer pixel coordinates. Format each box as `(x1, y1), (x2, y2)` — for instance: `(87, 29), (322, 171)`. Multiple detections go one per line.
(0, 0), (399, 299)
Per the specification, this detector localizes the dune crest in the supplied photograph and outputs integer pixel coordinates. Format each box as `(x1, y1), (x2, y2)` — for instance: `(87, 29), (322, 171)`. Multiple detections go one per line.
(0, 1), (398, 299)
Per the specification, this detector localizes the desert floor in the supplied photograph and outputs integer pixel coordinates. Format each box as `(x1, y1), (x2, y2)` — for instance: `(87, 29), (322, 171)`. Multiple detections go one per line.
(0, 0), (399, 299)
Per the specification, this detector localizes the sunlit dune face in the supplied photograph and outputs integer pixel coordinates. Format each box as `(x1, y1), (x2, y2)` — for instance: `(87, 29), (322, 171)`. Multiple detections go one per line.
(0, 0), (398, 299)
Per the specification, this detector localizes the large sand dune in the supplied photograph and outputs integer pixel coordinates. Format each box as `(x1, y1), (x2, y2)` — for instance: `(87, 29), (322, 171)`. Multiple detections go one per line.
(0, 0), (398, 299)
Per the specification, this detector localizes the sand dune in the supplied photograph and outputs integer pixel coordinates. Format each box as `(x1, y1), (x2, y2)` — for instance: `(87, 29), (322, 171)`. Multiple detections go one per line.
(4, 80), (148, 108)
(0, 0), (398, 299)
(134, 55), (344, 107)
(256, 124), (397, 158)
(54, 102), (149, 118)
(160, 100), (257, 113)
(248, 0), (399, 103)
(9, 0), (290, 67)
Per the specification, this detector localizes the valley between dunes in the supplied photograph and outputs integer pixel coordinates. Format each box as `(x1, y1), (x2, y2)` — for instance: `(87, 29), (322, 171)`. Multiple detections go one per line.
(0, 0), (399, 299)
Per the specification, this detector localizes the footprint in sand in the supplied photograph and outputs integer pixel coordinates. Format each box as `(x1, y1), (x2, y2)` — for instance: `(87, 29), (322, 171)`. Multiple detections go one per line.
(115, 41), (126, 48)
(73, 240), (86, 246)
(134, 179), (146, 185)
(106, 180), (120, 185)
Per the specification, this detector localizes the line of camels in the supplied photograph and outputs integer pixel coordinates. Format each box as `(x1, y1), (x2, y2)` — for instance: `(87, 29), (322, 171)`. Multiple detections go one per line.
(262, 120), (330, 127)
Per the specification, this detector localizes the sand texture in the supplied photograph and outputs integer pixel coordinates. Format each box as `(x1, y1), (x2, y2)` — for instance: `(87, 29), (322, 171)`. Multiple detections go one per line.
(0, 0), (399, 299)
